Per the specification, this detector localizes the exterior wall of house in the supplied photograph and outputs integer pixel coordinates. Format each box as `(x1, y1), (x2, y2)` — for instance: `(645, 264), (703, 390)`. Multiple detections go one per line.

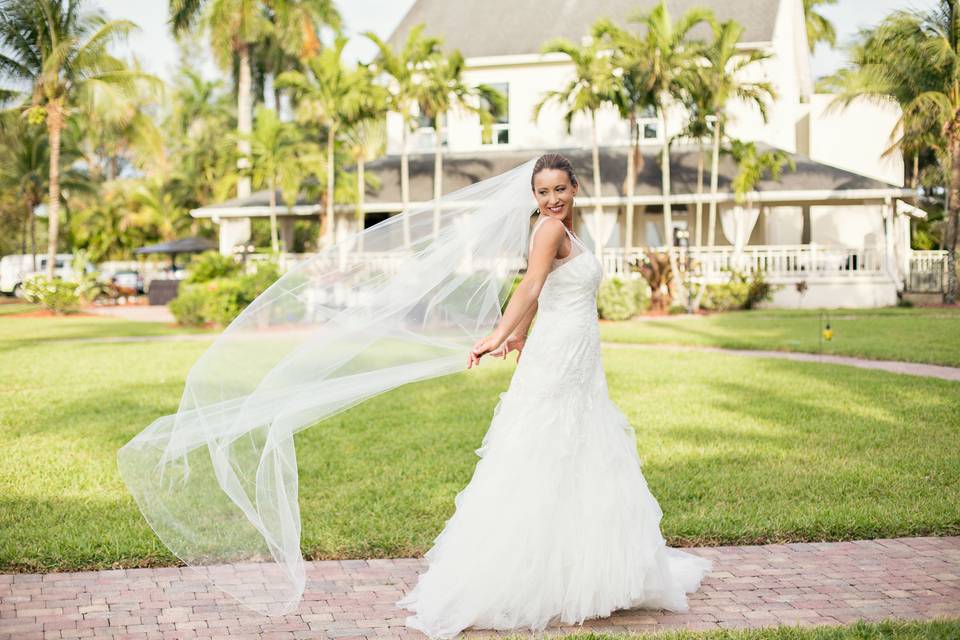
(807, 94), (904, 186)
(383, 1), (817, 158)
(724, 0), (810, 153)
(760, 278), (898, 308)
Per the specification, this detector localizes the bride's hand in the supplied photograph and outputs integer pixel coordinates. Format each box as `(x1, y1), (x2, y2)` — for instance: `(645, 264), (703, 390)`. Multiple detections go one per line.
(468, 333), (505, 369)
(489, 334), (527, 362)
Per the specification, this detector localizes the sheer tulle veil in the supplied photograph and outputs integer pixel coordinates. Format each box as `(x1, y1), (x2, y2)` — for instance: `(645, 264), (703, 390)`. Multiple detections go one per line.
(117, 157), (540, 616)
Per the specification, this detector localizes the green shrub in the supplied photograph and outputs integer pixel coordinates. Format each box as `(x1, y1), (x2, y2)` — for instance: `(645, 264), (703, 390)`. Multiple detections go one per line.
(239, 259), (281, 305)
(700, 268), (779, 311)
(631, 278), (651, 312)
(745, 269), (776, 309)
(21, 275), (82, 314)
(168, 285), (208, 326)
(597, 276), (639, 320)
(185, 251), (241, 284)
(169, 259), (283, 327)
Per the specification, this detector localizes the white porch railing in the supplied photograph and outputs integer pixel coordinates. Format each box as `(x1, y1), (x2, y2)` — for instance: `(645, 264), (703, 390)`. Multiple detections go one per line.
(907, 249), (949, 292)
(602, 244), (886, 281)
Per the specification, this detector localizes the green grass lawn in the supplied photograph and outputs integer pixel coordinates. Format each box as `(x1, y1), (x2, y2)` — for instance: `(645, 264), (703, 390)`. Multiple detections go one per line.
(1, 313), (957, 571)
(536, 619), (960, 640)
(599, 307), (960, 367)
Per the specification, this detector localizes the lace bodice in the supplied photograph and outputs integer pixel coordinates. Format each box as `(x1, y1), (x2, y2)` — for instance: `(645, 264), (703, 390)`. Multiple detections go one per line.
(527, 216), (603, 318)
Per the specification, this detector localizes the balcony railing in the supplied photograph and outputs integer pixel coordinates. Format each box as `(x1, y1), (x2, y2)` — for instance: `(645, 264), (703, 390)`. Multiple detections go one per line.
(601, 244), (886, 280)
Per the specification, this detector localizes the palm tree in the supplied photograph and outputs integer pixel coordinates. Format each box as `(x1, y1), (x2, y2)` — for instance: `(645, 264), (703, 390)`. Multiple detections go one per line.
(695, 20), (775, 247)
(0, 121), (48, 270)
(533, 34), (620, 257)
(342, 64), (388, 249)
(243, 105), (308, 252)
(79, 63), (164, 181)
(627, 0), (715, 280)
(128, 177), (194, 241)
(728, 139), (795, 205)
(255, 1), (341, 107)
(276, 34), (365, 248)
(594, 18), (655, 255)
(164, 62), (238, 208)
(419, 50), (505, 235)
(170, 0), (271, 202)
(725, 138), (794, 263)
(363, 24), (443, 222)
(818, 2), (959, 302)
(803, 0), (838, 53)
(0, 0), (149, 277)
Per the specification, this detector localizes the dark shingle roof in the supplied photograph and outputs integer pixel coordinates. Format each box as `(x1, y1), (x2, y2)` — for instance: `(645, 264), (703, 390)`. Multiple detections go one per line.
(361, 144), (901, 205)
(386, 0), (781, 59)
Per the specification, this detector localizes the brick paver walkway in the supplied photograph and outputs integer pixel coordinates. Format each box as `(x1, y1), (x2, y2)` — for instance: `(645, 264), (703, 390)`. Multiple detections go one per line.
(2, 536), (957, 639)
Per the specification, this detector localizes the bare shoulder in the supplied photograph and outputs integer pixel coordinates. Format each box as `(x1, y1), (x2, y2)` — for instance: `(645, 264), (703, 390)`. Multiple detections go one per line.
(533, 216), (566, 241)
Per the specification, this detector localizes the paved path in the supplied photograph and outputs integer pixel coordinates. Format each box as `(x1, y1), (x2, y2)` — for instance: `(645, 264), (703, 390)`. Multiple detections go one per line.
(2, 536), (957, 639)
(84, 304), (176, 324)
(601, 342), (960, 382)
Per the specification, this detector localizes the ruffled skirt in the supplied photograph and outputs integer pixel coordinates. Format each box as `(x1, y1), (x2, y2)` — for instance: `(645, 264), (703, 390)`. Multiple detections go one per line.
(395, 366), (713, 638)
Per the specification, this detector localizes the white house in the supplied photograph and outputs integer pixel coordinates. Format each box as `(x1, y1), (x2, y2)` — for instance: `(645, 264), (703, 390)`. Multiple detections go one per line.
(193, 0), (943, 308)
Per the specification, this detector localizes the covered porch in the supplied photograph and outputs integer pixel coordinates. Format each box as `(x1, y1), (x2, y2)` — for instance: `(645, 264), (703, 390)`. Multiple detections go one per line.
(191, 144), (935, 308)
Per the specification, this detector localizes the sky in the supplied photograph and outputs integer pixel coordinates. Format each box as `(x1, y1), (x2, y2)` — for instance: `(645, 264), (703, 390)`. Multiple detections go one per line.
(96, 0), (937, 83)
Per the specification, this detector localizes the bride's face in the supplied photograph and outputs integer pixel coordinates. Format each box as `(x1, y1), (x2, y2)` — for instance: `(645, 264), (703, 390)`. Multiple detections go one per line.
(532, 169), (578, 220)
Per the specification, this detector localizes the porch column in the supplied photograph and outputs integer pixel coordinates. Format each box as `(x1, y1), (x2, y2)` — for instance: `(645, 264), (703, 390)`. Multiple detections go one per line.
(218, 217), (251, 256)
(881, 197), (895, 280)
(279, 217), (296, 253)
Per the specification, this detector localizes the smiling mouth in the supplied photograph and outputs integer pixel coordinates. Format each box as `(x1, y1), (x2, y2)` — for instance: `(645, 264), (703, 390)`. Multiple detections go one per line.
(548, 205), (563, 213)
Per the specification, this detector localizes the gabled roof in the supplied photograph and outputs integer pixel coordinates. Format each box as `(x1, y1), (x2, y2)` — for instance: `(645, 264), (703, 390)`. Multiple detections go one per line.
(386, 0), (781, 60)
(361, 144), (906, 205)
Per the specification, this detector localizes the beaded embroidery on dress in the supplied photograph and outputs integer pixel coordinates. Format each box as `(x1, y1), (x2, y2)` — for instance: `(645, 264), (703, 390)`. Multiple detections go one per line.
(395, 215), (713, 639)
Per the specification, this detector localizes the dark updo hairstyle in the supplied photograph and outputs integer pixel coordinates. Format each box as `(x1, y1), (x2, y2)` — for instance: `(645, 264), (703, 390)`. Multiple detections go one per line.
(531, 153), (579, 190)
(530, 153), (578, 232)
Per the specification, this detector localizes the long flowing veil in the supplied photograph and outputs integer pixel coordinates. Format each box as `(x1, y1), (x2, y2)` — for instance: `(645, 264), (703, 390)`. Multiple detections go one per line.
(117, 156), (539, 616)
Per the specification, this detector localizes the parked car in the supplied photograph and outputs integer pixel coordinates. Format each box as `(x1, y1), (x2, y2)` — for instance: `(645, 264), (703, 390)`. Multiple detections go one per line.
(0, 253), (84, 297)
(110, 269), (145, 295)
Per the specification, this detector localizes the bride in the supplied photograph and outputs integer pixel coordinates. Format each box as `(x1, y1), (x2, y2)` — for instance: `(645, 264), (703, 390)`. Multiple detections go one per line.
(395, 153), (713, 638)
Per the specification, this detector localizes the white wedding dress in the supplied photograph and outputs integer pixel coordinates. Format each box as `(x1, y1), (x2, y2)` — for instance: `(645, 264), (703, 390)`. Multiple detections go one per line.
(395, 216), (713, 638)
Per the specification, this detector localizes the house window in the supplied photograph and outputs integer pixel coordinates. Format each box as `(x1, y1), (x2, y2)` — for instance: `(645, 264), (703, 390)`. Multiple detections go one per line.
(481, 82), (509, 145)
(413, 105), (447, 148)
(639, 104), (658, 141)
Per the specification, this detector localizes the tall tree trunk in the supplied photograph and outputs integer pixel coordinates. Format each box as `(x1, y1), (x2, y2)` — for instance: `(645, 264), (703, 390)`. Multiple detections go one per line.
(591, 110), (604, 262)
(946, 132), (960, 303)
(237, 42), (253, 200)
(696, 138), (705, 247)
(325, 126), (336, 248)
(660, 106), (685, 304)
(625, 111), (637, 254)
(269, 176), (279, 252)
(45, 101), (63, 279)
(708, 115), (721, 247)
(29, 197), (37, 272)
(433, 112), (443, 237)
(660, 108), (673, 249)
(19, 204), (27, 256)
(400, 103), (411, 247)
(356, 153), (366, 251)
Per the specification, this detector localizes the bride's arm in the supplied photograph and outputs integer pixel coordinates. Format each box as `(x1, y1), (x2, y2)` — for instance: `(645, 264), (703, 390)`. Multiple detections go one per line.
(513, 299), (538, 337)
(469, 219), (562, 367)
